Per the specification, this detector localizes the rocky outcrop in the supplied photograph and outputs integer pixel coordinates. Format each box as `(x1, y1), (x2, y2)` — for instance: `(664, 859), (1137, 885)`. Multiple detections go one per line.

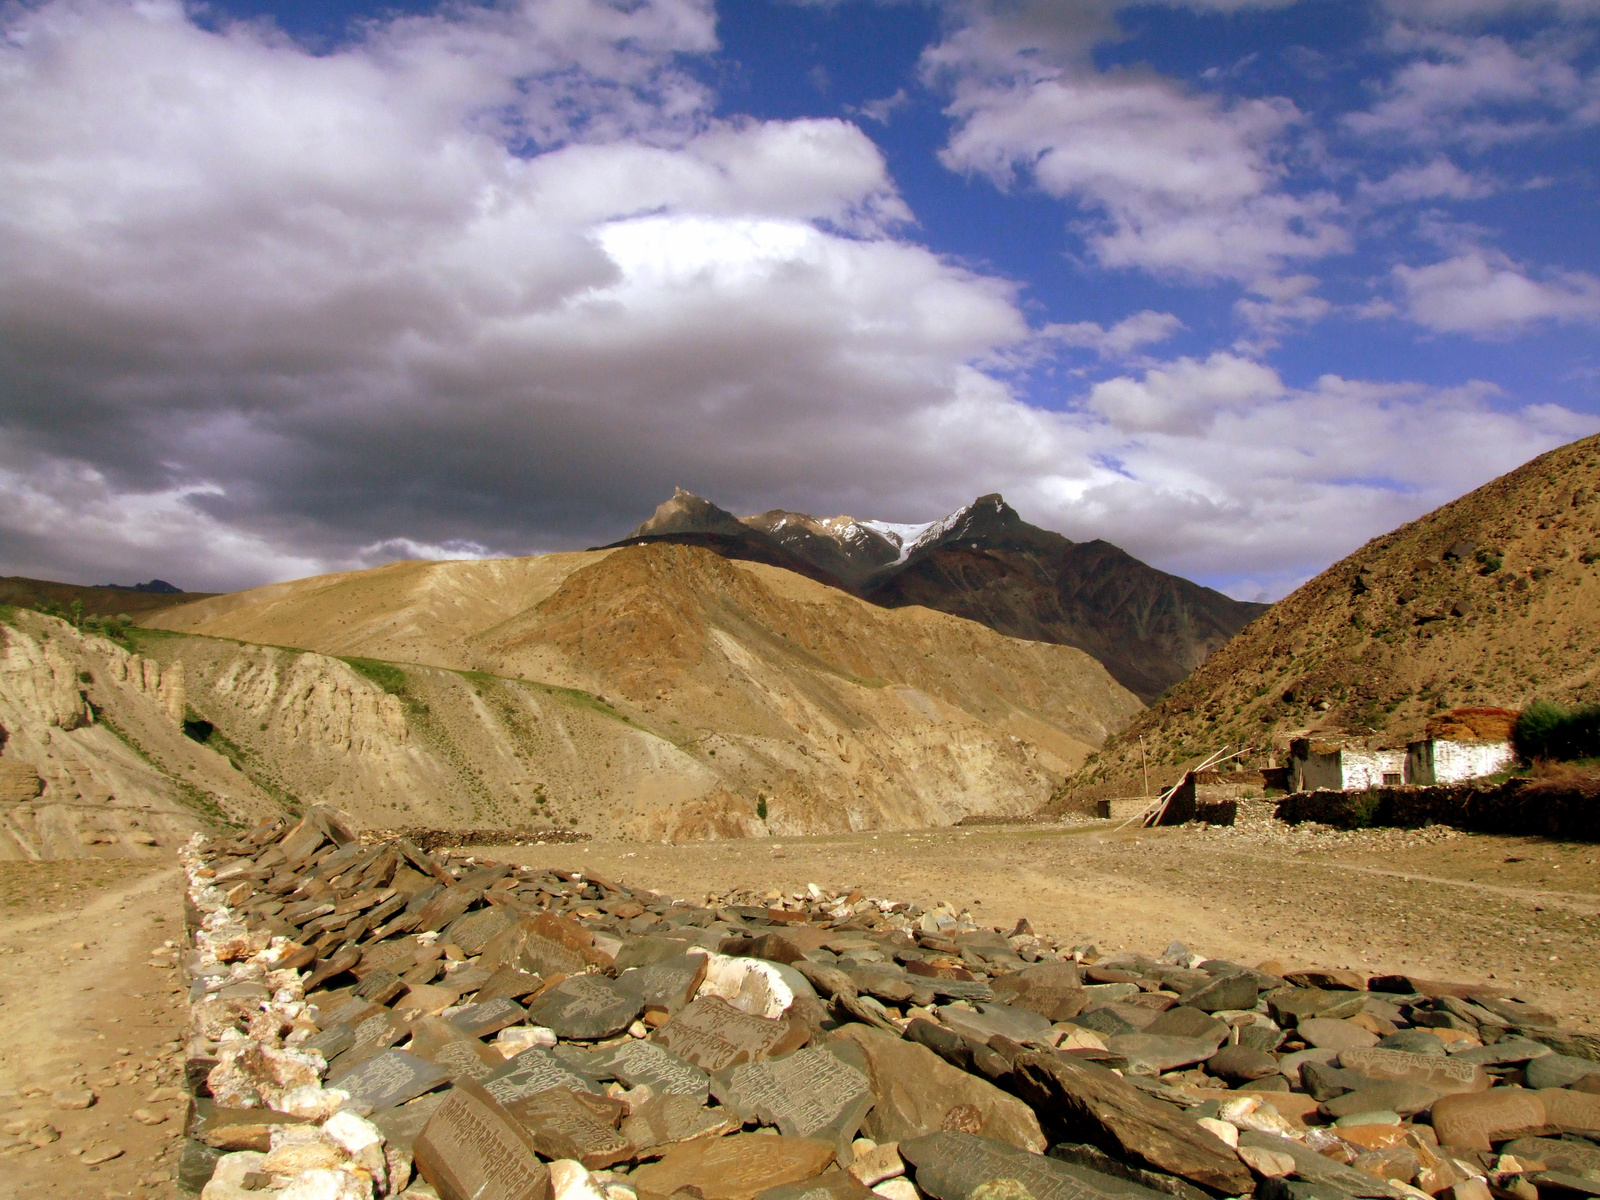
(0, 612), (276, 859)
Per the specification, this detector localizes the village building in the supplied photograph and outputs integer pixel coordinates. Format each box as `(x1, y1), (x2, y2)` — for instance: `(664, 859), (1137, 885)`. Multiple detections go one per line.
(1285, 708), (1519, 792)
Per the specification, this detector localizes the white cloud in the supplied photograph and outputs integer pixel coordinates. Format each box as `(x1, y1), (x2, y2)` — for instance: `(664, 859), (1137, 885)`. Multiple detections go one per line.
(1381, 0), (1600, 25)
(1043, 310), (1185, 358)
(924, 4), (1346, 281)
(1394, 250), (1600, 333)
(1346, 27), (1600, 148)
(1232, 275), (1333, 354)
(1357, 157), (1497, 203)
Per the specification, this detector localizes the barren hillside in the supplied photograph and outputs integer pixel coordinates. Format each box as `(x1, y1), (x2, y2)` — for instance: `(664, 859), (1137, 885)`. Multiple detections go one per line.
(1068, 432), (1600, 805)
(141, 543), (1141, 840)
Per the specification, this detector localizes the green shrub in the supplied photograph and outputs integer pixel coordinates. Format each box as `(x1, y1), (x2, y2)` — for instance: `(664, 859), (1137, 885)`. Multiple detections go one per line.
(1514, 700), (1600, 761)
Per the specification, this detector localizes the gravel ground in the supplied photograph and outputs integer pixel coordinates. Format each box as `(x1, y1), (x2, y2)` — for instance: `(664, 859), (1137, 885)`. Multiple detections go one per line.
(484, 818), (1600, 1031)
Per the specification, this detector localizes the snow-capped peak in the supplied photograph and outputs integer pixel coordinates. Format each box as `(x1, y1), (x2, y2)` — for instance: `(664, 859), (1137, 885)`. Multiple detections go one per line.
(860, 506), (969, 565)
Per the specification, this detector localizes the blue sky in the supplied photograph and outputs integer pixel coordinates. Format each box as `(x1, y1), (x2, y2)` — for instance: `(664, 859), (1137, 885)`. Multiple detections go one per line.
(0, 0), (1595, 600)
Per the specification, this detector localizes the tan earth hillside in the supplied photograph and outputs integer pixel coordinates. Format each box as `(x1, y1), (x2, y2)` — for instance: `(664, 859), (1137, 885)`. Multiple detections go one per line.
(0, 609), (280, 858)
(1067, 431), (1600, 805)
(137, 543), (1141, 841)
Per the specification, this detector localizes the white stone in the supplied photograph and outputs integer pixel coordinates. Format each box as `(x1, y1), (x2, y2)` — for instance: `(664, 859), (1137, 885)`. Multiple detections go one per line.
(277, 1085), (350, 1120)
(203, 1151), (273, 1200)
(1197, 1118), (1239, 1149)
(495, 1027), (558, 1057)
(693, 953), (795, 1019)
(323, 1112), (384, 1156)
(278, 1168), (373, 1200)
(548, 1160), (608, 1200)
(872, 1180), (920, 1200)
(1237, 1147), (1295, 1178)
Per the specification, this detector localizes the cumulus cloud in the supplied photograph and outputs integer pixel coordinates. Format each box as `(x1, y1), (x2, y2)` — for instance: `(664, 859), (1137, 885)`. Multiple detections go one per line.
(1043, 310), (1185, 358)
(1394, 250), (1600, 334)
(922, 1), (1346, 282)
(1357, 157), (1498, 203)
(1346, 27), (1600, 148)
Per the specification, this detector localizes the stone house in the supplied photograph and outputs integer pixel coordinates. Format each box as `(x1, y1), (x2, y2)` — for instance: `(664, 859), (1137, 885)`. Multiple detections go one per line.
(1404, 737), (1516, 785)
(1287, 738), (1407, 792)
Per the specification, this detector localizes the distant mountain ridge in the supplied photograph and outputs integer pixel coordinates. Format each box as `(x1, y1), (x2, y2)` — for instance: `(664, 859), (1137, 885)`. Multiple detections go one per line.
(603, 490), (1265, 701)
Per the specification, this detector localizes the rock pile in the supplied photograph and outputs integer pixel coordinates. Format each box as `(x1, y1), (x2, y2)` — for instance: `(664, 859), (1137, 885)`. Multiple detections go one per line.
(178, 808), (1600, 1200)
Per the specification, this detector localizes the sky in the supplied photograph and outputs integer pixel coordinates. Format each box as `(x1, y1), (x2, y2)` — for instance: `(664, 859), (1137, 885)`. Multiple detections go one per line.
(1, 0), (1596, 601)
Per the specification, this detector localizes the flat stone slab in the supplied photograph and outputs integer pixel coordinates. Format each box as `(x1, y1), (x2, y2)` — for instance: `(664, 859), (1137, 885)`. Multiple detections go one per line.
(1267, 988), (1366, 1025)
(562, 1038), (711, 1101)
(988, 964), (1087, 1022)
(1008, 1050), (1252, 1195)
(504, 1086), (633, 1169)
(1105, 1034), (1219, 1075)
(1526, 1054), (1600, 1089)
(712, 1041), (875, 1161)
(616, 954), (708, 1015)
(1297, 1018), (1379, 1053)
(335, 1048), (450, 1111)
(901, 1131), (1172, 1200)
(754, 1168), (875, 1200)
(1322, 1083), (1441, 1120)
(482, 1046), (605, 1106)
(1432, 1088), (1551, 1151)
(1502, 1137), (1600, 1174)
(414, 1080), (552, 1200)
(631, 1132), (837, 1200)
(833, 1024), (1044, 1153)
(1338, 1048), (1491, 1095)
(622, 1091), (741, 1156)
(526, 974), (643, 1040)
(448, 997), (528, 1039)
(937, 1003), (1054, 1046)
(1236, 1130), (1408, 1199)
(654, 994), (809, 1072)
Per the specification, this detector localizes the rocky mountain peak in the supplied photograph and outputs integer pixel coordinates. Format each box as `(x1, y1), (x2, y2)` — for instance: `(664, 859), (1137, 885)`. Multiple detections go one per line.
(631, 488), (748, 539)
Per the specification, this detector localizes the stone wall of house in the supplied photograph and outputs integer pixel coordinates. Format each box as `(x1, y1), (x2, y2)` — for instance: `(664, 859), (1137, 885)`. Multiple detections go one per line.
(1406, 738), (1517, 786)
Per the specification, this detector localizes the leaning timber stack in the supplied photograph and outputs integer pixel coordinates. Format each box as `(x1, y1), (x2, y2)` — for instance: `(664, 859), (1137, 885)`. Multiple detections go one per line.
(178, 807), (1600, 1200)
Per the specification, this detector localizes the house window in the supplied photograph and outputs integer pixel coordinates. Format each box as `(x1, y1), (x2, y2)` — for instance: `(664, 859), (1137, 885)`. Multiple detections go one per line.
(1383, 772), (1402, 786)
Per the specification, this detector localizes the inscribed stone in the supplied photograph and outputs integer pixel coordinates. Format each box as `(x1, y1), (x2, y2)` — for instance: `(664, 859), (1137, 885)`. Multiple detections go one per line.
(448, 997), (528, 1039)
(712, 1041), (874, 1162)
(526, 974), (643, 1040)
(616, 954), (708, 1015)
(413, 1080), (552, 1200)
(654, 994), (810, 1072)
(335, 1049), (450, 1111)
(630, 1132), (836, 1200)
(503, 1086), (633, 1169)
(1338, 1049), (1491, 1095)
(1431, 1089), (1550, 1151)
(563, 1038), (711, 1101)
(622, 1092), (741, 1156)
(901, 1132), (1171, 1200)
(482, 1047), (605, 1106)
(443, 907), (516, 956)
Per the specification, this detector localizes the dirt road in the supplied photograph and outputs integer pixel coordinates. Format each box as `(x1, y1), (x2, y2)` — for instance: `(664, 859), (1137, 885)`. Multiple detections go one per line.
(485, 818), (1600, 1031)
(0, 859), (188, 1200)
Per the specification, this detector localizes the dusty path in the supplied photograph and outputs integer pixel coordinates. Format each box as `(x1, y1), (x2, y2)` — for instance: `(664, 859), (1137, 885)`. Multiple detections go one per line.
(484, 819), (1600, 1032)
(0, 859), (189, 1200)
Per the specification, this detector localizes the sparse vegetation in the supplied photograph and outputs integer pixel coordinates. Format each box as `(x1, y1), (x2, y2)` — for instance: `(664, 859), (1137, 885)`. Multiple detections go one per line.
(1514, 700), (1600, 762)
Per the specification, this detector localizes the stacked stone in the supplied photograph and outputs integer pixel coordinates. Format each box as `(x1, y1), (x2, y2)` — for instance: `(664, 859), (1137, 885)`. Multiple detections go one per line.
(177, 808), (1600, 1200)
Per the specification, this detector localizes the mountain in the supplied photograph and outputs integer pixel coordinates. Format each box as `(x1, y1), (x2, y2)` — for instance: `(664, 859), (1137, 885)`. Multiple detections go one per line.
(1066, 431), (1600, 807)
(126, 542), (1141, 843)
(609, 490), (1265, 702)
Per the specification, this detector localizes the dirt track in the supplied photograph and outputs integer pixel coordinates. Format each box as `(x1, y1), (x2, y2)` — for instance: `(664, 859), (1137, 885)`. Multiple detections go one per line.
(0, 859), (187, 1200)
(487, 818), (1600, 1031)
